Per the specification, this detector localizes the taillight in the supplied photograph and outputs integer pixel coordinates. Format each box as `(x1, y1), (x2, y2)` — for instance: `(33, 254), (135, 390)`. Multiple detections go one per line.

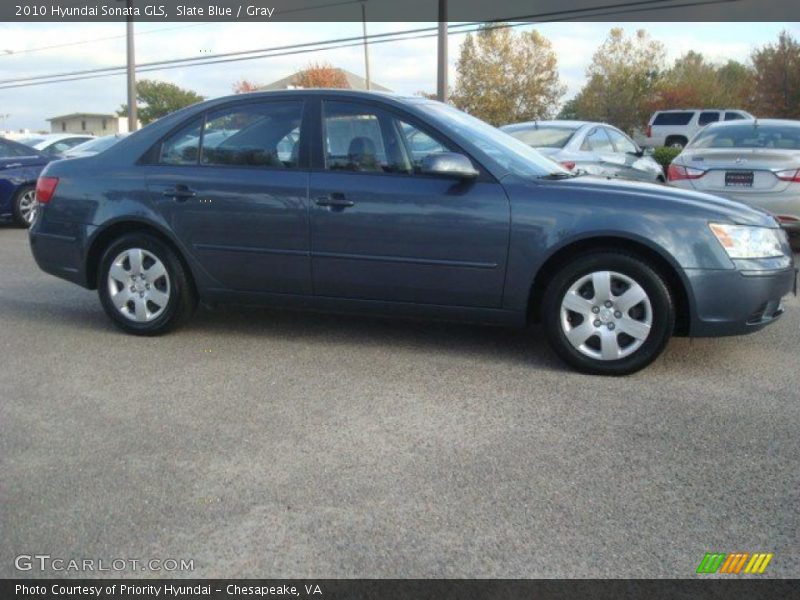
(776, 168), (800, 182)
(777, 215), (799, 224)
(560, 161), (576, 170)
(646, 125), (652, 138)
(667, 164), (705, 181)
(35, 176), (59, 203)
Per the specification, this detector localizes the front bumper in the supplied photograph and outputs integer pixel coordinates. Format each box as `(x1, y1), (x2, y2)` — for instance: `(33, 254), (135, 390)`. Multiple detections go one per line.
(685, 264), (796, 336)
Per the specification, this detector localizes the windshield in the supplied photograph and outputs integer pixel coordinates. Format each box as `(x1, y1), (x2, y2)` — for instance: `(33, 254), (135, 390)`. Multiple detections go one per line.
(67, 135), (124, 154)
(423, 102), (570, 178)
(503, 126), (577, 149)
(17, 137), (46, 147)
(689, 123), (800, 150)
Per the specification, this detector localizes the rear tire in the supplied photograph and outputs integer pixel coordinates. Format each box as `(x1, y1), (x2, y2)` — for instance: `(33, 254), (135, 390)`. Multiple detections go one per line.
(12, 186), (37, 227)
(665, 136), (687, 149)
(542, 251), (675, 375)
(97, 233), (196, 335)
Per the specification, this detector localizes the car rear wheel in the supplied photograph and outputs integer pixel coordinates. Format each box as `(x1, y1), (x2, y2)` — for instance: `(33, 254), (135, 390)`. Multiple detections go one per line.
(12, 186), (37, 227)
(542, 251), (675, 375)
(665, 136), (687, 149)
(98, 233), (196, 335)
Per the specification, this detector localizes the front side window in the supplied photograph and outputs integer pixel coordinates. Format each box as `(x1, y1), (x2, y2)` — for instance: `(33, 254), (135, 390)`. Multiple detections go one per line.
(201, 101), (303, 168)
(606, 128), (638, 154)
(581, 128), (614, 152)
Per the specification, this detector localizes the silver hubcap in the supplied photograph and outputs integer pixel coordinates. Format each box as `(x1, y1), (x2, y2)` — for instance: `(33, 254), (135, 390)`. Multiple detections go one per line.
(19, 190), (37, 224)
(560, 270), (653, 361)
(107, 248), (171, 322)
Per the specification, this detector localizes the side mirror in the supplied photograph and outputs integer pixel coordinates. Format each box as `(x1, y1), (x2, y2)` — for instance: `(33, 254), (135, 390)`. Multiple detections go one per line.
(642, 147), (655, 156)
(420, 152), (479, 179)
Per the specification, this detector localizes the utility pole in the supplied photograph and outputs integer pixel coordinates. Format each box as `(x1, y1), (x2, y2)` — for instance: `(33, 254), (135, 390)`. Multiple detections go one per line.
(361, 2), (370, 90)
(437, 0), (448, 102)
(124, 0), (137, 131)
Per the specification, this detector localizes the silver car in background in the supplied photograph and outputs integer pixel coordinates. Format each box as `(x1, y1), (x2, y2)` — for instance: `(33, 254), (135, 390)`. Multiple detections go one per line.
(500, 120), (665, 183)
(668, 119), (800, 244)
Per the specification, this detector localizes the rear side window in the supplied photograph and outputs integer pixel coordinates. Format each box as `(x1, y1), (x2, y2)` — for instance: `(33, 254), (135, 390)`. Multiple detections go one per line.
(698, 111), (721, 126)
(201, 101), (303, 168)
(156, 101), (304, 168)
(581, 128), (614, 152)
(652, 112), (693, 126)
(159, 118), (203, 165)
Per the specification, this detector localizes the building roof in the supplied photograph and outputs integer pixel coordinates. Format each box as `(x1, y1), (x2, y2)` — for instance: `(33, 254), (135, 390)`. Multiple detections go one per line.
(260, 68), (391, 92)
(47, 113), (119, 121)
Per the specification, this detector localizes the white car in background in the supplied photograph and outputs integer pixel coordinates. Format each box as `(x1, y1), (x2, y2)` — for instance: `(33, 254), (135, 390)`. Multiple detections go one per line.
(16, 133), (95, 158)
(667, 118), (800, 246)
(642, 109), (753, 149)
(62, 134), (128, 158)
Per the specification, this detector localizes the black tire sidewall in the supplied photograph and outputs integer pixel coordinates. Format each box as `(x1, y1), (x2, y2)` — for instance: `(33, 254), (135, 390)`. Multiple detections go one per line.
(97, 233), (190, 335)
(12, 185), (35, 228)
(543, 252), (674, 375)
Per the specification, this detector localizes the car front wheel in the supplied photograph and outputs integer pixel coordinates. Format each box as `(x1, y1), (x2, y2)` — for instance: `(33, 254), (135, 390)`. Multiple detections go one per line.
(542, 251), (675, 375)
(98, 233), (196, 335)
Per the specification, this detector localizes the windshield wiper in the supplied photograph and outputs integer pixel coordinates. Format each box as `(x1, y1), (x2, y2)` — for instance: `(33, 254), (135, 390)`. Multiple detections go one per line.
(539, 172), (575, 180)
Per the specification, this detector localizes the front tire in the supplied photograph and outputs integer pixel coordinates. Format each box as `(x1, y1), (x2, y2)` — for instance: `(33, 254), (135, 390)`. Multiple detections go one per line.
(542, 251), (675, 375)
(12, 186), (37, 227)
(97, 233), (196, 335)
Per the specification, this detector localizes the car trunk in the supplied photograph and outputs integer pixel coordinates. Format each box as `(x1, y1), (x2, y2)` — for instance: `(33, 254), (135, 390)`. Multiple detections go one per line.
(681, 148), (798, 194)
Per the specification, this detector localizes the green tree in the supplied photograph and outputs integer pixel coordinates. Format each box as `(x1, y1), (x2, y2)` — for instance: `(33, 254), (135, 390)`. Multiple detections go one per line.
(572, 28), (665, 133)
(750, 30), (800, 118)
(557, 97), (581, 120)
(649, 53), (754, 112)
(451, 25), (565, 126)
(118, 79), (204, 125)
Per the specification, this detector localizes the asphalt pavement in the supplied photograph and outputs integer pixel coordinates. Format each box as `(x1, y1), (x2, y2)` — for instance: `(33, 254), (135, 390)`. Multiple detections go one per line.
(1, 224), (798, 578)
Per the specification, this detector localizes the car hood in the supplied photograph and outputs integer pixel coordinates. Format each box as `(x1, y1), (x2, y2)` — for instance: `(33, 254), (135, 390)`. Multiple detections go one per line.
(529, 174), (778, 228)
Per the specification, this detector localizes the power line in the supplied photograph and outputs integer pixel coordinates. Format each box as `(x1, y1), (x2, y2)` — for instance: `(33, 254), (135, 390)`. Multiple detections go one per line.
(0, 0), (734, 91)
(0, 23), (213, 58)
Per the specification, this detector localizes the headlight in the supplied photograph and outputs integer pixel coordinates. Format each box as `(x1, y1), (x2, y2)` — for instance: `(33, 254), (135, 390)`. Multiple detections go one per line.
(709, 223), (785, 259)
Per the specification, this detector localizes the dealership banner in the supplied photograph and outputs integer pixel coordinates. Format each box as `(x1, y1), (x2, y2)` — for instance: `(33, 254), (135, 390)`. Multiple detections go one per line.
(3, 579), (800, 599)
(3, 0), (800, 22)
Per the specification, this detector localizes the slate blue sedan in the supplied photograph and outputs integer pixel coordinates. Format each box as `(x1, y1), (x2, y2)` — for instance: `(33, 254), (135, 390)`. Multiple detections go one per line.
(0, 137), (50, 226)
(29, 91), (796, 375)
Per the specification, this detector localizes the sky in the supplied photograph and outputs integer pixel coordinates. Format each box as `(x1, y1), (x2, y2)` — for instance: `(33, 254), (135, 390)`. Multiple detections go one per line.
(0, 21), (798, 131)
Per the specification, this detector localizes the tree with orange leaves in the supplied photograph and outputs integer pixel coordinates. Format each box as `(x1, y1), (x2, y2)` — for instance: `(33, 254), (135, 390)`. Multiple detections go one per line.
(294, 62), (349, 89)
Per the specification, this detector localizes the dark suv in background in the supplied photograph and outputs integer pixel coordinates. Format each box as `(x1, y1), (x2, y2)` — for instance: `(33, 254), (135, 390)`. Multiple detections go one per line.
(29, 91), (795, 374)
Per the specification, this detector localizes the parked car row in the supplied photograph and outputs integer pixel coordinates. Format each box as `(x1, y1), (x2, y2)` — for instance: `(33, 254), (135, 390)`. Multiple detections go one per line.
(28, 90), (795, 376)
(0, 133), (126, 226)
(500, 120), (665, 183)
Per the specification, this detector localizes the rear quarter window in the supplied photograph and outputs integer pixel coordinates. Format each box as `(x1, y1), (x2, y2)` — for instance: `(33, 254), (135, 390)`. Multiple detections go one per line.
(652, 112), (693, 126)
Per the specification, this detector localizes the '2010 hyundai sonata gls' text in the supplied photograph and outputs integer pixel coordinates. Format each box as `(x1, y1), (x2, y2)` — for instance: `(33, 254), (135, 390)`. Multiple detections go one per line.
(29, 91), (796, 375)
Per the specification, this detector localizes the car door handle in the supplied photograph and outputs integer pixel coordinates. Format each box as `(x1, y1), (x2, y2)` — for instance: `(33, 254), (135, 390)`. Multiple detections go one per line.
(315, 193), (354, 208)
(162, 185), (196, 201)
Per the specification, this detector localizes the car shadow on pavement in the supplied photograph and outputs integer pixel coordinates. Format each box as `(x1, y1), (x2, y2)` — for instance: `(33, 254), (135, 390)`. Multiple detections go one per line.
(186, 304), (569, 371)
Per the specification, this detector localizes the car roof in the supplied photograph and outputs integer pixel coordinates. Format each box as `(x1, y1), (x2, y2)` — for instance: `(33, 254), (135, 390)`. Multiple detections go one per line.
(501, 120), (594, 130)
(37, 133), (96, 140)
(653, 109), (749, 113)
(703, 118), (800, 129)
